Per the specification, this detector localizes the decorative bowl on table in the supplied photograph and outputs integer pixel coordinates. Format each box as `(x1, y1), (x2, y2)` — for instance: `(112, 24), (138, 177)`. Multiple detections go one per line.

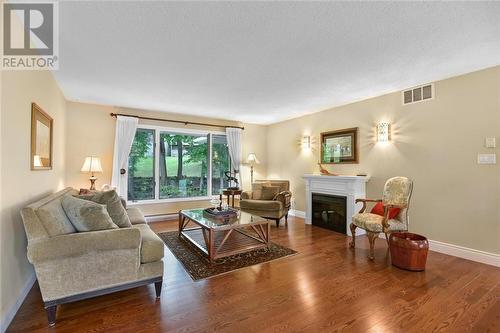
(203, 207), (238, 221)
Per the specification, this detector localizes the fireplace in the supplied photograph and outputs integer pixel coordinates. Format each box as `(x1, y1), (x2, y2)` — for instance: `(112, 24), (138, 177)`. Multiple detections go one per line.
(303, 174), (369, 236)
(311, 193), (347, 234)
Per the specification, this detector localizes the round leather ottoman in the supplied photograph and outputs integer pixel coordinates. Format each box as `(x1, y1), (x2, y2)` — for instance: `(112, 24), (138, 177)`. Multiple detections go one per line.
(389, 232), (429, 271)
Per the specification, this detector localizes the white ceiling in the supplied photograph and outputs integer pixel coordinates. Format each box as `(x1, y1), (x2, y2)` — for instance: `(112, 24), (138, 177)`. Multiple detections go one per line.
(54, 1), (500, 124)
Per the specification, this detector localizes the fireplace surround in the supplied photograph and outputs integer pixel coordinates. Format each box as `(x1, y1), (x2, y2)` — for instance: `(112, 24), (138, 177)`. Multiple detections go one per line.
(303, 174), (370, 236)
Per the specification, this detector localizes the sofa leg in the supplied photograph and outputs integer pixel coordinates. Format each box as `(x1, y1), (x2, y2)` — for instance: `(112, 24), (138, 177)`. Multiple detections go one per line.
(45, 304), (57, 327)
(154, 280), (163, 299)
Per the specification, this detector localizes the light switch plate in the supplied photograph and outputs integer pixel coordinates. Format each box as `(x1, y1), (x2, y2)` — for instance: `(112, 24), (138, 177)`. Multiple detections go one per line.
(477, 154), (496, 164)
(485, 137), (496, 148)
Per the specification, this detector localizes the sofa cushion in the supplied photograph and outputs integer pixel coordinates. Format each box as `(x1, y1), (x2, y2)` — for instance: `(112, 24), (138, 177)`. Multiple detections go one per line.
(240, 199), (283, 212)
(126, 207), (147, 225)
(91, 190), (132, 228)
(133, 224), (164, 263)
(36, 198), (76, 236)
(62, 195), (118, 232)
(261, 186), (280, 200)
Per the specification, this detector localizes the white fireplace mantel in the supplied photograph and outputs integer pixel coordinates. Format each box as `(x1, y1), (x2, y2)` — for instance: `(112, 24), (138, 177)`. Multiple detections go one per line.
(303, 174), (370, 236)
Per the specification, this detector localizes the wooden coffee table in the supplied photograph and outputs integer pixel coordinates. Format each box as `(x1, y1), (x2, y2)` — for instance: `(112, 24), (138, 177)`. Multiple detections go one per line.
(178, 209), (271, 263)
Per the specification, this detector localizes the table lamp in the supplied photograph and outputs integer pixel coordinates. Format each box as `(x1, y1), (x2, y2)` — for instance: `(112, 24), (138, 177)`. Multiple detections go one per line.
(81, 156), (103, 190)
(246, 153), (259, 184)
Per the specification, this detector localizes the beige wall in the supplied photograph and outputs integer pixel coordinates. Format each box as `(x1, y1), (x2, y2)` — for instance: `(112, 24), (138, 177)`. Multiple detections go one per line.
(65, 102), (267, 215)
(267, 66), (500, 254)
(1, 71), (67, 324)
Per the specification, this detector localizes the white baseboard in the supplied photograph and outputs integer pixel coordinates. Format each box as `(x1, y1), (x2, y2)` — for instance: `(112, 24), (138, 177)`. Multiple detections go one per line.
(289, 209), (305, 218)
(1, 271), (36, 333)
(427, 239), (499, 267)
(378, 233), (499, 267)
(145, 214), (177, 223)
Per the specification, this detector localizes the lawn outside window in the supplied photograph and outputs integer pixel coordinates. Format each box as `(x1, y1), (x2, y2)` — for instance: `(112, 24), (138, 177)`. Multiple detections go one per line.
(127, 125), (230, 203)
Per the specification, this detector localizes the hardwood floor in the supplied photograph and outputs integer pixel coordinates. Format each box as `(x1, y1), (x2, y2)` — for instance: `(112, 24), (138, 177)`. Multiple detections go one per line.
(7, 217), (500, 333)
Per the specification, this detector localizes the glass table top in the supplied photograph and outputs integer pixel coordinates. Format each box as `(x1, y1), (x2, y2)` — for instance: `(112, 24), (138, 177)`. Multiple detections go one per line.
(180, 208), (266, 229)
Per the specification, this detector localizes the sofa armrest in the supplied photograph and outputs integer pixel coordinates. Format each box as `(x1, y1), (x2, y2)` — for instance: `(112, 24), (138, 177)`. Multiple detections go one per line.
(27, 228), (141, 263)
(241, 191), (252, 200)
(274, 191), (292, 209)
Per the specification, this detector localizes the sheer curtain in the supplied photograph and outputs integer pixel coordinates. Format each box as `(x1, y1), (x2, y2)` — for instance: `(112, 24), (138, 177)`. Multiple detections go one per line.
(111, 116), (139, 198)
(225, 128), (242, 187)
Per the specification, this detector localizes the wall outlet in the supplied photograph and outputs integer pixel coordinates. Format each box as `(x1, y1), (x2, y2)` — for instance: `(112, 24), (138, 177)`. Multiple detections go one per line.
(485, 137), (496, 148)
(477, 154), (496, 164)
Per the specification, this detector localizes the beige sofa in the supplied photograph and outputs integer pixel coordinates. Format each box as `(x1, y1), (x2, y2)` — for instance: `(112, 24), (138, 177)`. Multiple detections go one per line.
(20, 188), (164, 326)
(240, 180), (292, 227)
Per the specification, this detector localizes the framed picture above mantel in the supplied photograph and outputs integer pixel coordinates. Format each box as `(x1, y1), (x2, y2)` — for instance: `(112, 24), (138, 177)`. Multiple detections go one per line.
(320, 127), (358, 164)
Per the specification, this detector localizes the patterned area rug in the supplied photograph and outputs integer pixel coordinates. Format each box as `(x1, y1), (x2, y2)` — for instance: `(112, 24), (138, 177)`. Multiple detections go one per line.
(158, 231), (297, 281)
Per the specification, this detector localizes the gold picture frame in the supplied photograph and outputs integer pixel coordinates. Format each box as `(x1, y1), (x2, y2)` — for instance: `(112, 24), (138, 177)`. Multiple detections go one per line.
(31, 103), (53, 170)
(320, 127), (358, 164)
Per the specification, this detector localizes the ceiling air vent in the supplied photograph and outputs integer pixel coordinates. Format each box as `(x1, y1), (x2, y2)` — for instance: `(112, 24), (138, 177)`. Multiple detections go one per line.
(402, 83), (434, 105)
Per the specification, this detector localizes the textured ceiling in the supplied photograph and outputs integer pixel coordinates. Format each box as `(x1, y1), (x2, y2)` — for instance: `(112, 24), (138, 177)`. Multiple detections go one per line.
(54, 1), (500, 124)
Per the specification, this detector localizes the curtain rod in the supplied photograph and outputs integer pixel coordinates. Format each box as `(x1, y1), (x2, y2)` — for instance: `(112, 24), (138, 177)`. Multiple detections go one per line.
(110, 113), (244, 130)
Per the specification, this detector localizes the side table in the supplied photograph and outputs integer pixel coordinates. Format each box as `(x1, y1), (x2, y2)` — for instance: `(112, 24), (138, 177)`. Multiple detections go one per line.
(220, 189), (242, 208)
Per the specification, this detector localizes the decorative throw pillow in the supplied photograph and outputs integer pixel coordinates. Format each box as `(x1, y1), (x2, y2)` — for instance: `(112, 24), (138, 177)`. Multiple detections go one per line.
(251, 182), (270, 200)
(261, 186), (280, 200)
(92, 190), (132, 228)
(371, 202), (401, 219)
(62, 195), (118, 232)
(36, 198), (77, 236)
(76, 190), (131, 228)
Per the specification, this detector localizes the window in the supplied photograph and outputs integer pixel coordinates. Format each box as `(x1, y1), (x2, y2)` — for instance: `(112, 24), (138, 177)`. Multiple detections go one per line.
(127, 127), (231, 202)
(159, 132), (208, 199)
(212, 134), (231, 193)
(128, 128), (155, 201)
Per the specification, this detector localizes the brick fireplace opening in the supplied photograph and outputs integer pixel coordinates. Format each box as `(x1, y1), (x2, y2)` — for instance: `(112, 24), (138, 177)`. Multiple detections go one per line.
(311, 193), (347, 234)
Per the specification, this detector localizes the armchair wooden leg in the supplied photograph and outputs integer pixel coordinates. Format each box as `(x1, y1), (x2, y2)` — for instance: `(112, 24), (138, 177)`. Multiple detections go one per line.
(275, 219), (280, 228)
(45, 304), (57, 327)
(349, 223), (356, 248)
(367, 232), (379, 260)
(154, 280), (163, 299)
(285, 213), (288, 227)
(384, 232), (390, 246)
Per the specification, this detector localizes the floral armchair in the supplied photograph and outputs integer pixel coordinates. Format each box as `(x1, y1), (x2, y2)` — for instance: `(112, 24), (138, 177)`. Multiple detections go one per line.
(349, 176), (413, 260)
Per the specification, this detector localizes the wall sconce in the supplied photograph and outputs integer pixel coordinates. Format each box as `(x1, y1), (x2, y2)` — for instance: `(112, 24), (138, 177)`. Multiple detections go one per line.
(301, 135), (311, 149)
(377, 122), (390, 142)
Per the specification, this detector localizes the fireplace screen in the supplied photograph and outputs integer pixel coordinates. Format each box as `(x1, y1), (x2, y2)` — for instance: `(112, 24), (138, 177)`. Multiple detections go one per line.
(311, 193), (347, 234)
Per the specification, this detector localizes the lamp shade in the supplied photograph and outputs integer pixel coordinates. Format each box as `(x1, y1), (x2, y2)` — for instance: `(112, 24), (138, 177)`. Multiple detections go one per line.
(81, 156), (103, 173)
(247, 153), (259, 164)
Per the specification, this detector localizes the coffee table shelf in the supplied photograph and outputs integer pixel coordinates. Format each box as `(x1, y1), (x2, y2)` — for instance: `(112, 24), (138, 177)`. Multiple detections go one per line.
(179, 209), (271, 262)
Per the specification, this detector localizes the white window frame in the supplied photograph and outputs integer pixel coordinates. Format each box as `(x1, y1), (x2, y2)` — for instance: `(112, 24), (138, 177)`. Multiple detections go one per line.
(127, 124), (226, 205)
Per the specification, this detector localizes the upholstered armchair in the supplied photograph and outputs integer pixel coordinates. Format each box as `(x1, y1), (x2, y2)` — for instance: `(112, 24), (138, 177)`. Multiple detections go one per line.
(240, 180), (292, 227)
(349, 176), (413, 260)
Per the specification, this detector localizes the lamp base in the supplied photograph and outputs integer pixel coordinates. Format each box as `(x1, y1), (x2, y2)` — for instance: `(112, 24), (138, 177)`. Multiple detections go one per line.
(89, 176), (97, 190)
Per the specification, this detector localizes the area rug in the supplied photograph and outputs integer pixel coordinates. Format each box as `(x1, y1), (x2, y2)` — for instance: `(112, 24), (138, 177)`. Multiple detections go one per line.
(158, 231), (297, 281)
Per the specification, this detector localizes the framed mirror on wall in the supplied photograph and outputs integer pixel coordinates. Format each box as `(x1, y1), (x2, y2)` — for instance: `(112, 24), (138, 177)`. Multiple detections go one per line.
(31, 103), (53, 170)
(320, 127), (358, 164)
